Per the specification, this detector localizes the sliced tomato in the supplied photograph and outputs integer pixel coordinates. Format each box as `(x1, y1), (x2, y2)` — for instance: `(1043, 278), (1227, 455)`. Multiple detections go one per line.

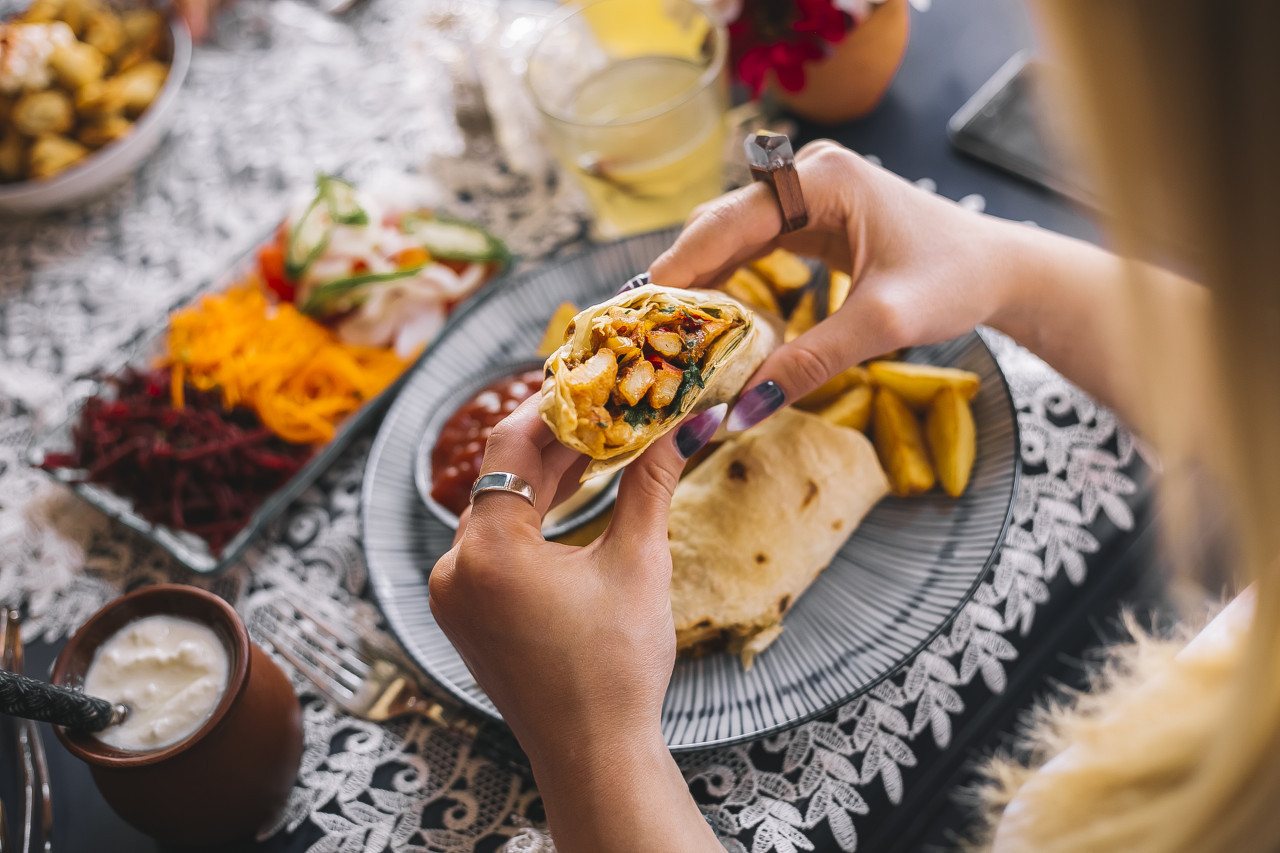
(258, 243), (294, 301)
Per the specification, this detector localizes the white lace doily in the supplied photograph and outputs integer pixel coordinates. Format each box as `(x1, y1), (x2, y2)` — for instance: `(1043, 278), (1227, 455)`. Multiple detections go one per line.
(0, 1), (1147, 850)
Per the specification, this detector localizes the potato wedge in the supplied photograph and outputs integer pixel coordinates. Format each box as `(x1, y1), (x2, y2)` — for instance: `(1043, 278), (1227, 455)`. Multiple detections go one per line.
(784, 289), (817, 342)
(818, 383), (873, 432)
(721, 267), (780, 315)
(537, 301), (578, 357)
(749, 248), (811, 291)
(868, 361), (980, 409)
(926, 386), (976, 497)
(872, 388), (936, 496)
(795, 364), (870, 411)
(828, 270), (852, 315)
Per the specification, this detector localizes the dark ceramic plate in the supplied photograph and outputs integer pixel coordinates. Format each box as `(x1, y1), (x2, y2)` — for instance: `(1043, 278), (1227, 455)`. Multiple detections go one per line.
(361, 227), (1021, 751)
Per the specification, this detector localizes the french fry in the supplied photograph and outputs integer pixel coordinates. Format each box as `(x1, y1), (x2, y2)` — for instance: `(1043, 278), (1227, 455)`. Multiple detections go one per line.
(722, 267), (781, 315)
(872, 388), (936, 496)
(868, 361), (980, 410)
(537, 302), (578, 358)
(828, 270), (852, 314)
(750, 248), (811, 291)
(796, 364), (870, 411)
(784, 289), (817, 342)
(926, 386), (977, 497)
(818, 383), (873, 432)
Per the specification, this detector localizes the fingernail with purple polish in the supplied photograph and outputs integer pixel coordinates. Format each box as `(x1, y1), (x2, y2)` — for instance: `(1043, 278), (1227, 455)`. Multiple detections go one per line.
(676, 403), (727, 459)
(726, 381), (786, 433)
(615, 272), (651, 295)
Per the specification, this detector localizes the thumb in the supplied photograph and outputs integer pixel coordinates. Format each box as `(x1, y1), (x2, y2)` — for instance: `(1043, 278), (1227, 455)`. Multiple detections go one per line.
(725, 287), (905, 432)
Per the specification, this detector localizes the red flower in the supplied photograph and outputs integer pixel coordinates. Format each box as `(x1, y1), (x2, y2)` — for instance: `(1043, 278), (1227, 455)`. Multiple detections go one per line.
(729, 0), (854, 96)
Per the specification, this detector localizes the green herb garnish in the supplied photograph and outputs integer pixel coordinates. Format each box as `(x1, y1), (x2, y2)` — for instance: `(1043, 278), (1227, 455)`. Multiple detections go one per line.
(623, 400), (661, 428)
(670, 362), (705, 411)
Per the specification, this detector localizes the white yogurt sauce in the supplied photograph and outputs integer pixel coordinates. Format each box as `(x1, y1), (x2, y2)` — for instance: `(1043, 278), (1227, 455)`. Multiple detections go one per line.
(83, 615), (230, 751)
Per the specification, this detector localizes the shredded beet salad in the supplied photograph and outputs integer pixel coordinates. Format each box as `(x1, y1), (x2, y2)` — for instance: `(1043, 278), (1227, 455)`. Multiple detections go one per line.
(40, 368), (313, 552)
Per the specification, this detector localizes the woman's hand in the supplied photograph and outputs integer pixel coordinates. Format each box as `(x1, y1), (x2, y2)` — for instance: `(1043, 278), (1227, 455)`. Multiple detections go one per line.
(428, 399), (724, 853)
(649, 140), (1018, 429)
(651, 138), (1182, 433)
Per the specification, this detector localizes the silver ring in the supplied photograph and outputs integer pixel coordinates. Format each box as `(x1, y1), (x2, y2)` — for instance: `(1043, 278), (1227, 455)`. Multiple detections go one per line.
(470, 472), (536, 507)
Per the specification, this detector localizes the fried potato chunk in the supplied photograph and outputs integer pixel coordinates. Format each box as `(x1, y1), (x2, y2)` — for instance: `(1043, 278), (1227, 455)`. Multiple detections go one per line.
(750, 248), (811, 291)
(28, 132), (88, 178)
(12, 89), (75, 136)
(784, 289), (817, 342)
(111, 60), (166, 116)
(872, 388), (936, 496)
(926, 386), (976, 497)
(867, 361), (981, 410)
(74, 77), (124, 117)
(721, 267), (780, 315)
(537, 301), (578, 358)
(565, 348), (617, 407)
(818, 383), (873, 432)
(649, 362), (683, 407)
(828, 270), (852, 314)
(796, 364), (870, 411)
(83, 9), (124, 58)
(20, 0), (64, 24)
(615, 359), (655, 407)
(49, 39), (106, 89)
(76, 113), (131, 148)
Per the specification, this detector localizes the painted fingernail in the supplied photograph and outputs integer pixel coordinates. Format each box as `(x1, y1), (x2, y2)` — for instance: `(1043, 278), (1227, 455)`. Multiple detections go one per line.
(676, 403), (727, 459)
(725, 381), (786, 432)
(615, 272), (651, 295)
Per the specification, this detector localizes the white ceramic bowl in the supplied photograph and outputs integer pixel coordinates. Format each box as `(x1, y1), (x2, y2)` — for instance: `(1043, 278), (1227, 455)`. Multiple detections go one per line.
(0, 16), (192, 215)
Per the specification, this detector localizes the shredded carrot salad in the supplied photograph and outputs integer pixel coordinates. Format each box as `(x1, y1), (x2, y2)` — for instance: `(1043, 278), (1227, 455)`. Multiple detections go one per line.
(162, 283), (412, 444)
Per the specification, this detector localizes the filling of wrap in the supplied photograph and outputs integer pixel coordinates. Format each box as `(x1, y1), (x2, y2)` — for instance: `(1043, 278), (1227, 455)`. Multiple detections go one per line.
(558, 302), (743, 456)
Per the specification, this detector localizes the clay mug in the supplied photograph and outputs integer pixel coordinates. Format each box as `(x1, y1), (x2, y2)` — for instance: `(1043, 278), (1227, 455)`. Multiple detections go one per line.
(52, 584), (303, 847)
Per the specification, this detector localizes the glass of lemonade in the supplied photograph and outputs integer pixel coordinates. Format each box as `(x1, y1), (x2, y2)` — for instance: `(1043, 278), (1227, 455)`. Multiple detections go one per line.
(526, 0), (729, 239)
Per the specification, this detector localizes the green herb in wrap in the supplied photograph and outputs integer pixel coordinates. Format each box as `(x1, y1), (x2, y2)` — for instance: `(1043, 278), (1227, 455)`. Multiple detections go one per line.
(539, 284), (779, 480)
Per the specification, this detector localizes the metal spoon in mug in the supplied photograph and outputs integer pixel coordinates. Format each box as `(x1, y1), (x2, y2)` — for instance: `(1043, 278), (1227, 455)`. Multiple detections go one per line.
(0, 668), (129, 734)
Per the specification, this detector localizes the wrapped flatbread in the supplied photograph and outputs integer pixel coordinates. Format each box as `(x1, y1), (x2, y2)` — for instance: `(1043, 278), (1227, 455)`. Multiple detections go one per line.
(540, 284), (778, 480)
(669, 408), (890, 669)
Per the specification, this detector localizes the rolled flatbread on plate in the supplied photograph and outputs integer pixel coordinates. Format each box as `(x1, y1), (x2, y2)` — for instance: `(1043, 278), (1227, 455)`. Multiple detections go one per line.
(669, 408), (890, 669)
(540, 284), (778, 480)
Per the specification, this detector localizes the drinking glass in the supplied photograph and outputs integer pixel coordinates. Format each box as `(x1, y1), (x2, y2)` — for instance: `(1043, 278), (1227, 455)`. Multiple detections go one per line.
(526, 0), (729, 239)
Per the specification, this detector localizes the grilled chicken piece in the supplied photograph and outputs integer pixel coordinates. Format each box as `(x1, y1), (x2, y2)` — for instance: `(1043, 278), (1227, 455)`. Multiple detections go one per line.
(615, 359), (656, 406)
(686, 318), (730, 360)
(575, 404), (613, 455)
(565, 348), (618, 407)
(604, 419), (634, 446)
(645, 329), (683, 358)
(649, 362), (684, 407)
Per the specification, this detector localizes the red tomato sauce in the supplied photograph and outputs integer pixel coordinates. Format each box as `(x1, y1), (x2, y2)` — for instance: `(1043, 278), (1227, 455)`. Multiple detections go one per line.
(430, 368), (544, 515)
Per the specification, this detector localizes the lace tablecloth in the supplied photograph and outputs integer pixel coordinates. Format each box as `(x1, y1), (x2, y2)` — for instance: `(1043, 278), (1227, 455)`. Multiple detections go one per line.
(0, 1), (1147, 850)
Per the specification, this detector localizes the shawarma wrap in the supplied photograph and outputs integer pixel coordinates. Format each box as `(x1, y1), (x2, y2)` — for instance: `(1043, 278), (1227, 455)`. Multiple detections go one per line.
(539, 284), (778, 479)
(669, 408), (890, 668)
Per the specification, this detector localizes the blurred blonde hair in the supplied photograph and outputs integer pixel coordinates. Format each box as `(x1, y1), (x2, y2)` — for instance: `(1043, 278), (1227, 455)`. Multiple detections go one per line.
(977, 1), (1280, 851)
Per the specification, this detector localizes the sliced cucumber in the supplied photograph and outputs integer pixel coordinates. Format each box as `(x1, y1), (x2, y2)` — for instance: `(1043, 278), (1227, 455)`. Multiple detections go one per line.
(285, 193), (331, 280)
(299, 265), (426, 317)
(320, 175), (369, 226)
(400, 213), (510, 265)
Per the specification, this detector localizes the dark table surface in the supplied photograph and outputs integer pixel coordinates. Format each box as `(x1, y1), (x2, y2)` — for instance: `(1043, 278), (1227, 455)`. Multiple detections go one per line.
(0, 0), (1158, 850)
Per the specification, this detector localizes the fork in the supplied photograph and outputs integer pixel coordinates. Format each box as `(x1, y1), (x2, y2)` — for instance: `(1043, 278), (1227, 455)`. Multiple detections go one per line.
(257, 600), (531, 776)
(1, 610), (52, 853)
